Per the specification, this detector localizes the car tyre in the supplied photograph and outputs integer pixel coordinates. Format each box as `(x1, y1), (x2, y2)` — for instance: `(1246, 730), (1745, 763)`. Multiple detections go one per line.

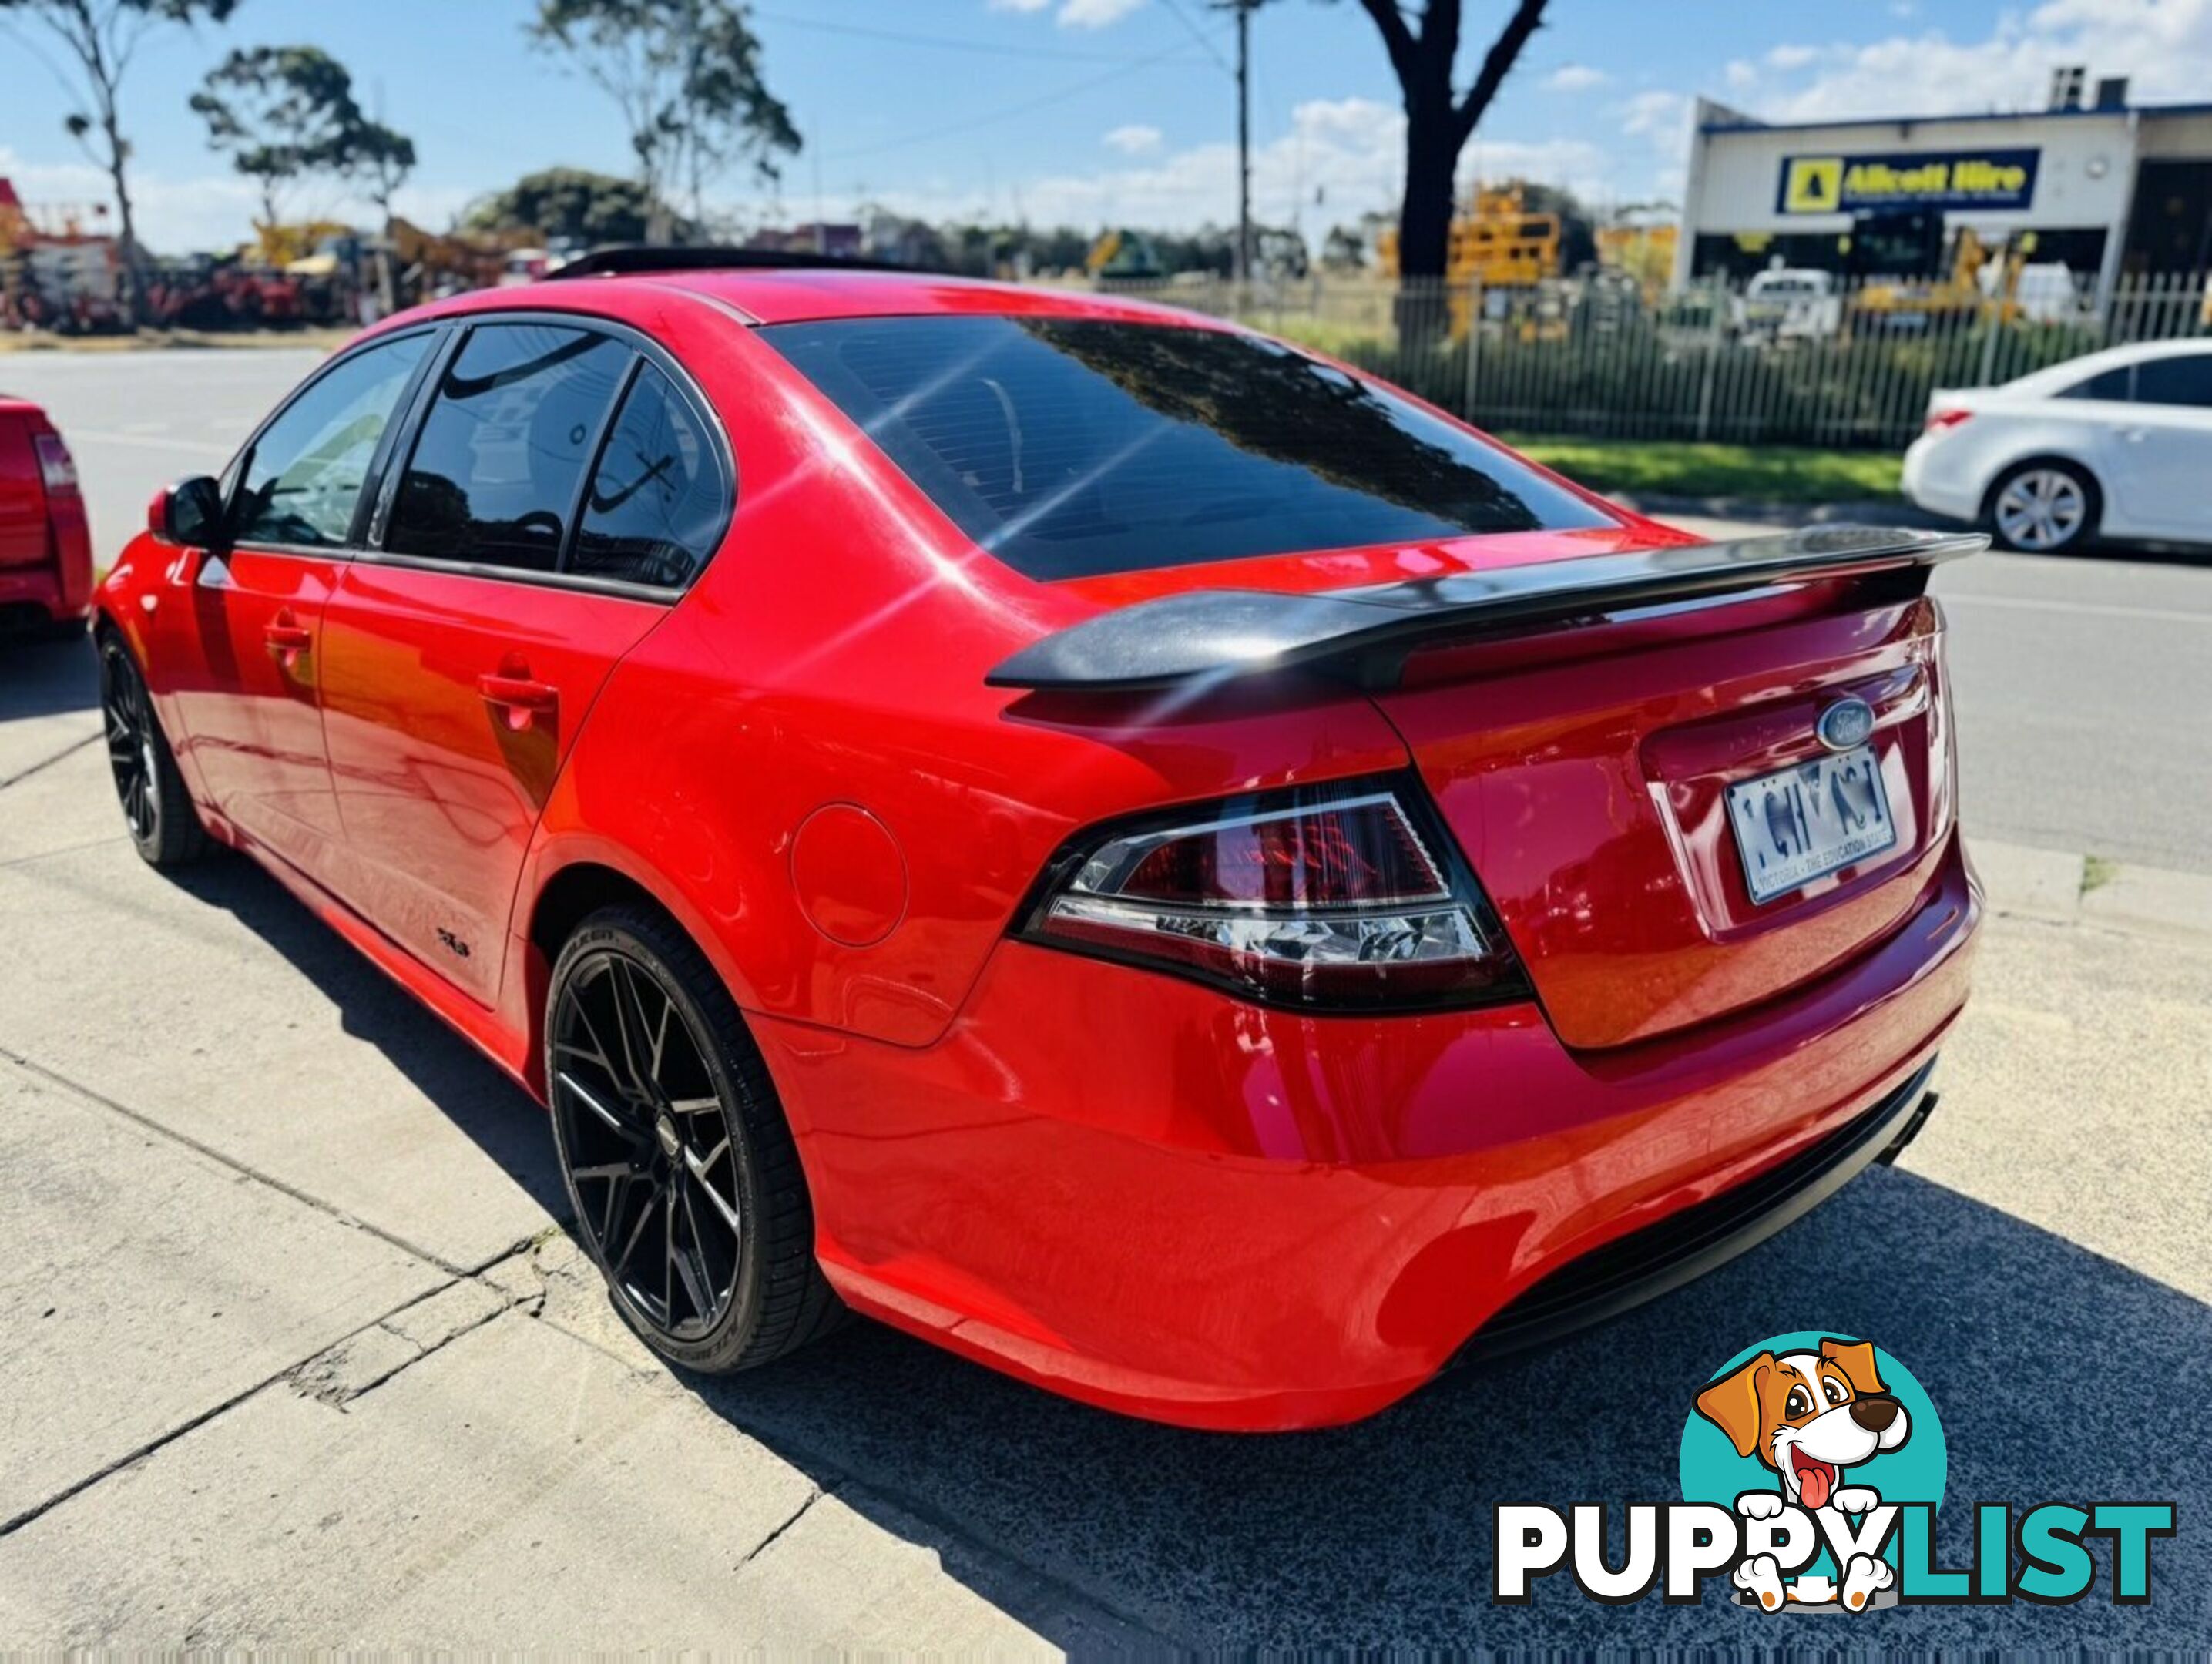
(99, 632), (212, 867)
(1982, 458), (2100, 554)
(545, 904), (844, 1374)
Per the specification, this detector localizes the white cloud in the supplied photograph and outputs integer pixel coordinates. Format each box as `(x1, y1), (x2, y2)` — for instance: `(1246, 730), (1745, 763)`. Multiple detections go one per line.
(1544, 64), (1609, 92)
(1724, 59), (1757, 89)
(830, 96), (1614, 236)
(987, 0), (1052, 12)
(0, 147), (478, 257)
(1057, 0), (1146, 27)
(1618, 89), (1688, 138)
(1754, 0), (2212, 122)
(1103, 123), (1163, 155)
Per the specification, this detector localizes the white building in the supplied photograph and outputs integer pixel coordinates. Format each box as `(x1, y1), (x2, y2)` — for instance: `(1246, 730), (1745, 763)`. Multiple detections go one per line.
(1676, 79), (2212, 306)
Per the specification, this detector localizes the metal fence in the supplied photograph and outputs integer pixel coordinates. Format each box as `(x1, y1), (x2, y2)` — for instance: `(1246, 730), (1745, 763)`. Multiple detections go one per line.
(1080, 270), (2212, 450)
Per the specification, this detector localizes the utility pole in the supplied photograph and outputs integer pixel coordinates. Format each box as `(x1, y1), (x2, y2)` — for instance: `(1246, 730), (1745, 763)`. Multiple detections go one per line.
(1206, 0), (1257, 286)
(1235, 0), (1251, 287)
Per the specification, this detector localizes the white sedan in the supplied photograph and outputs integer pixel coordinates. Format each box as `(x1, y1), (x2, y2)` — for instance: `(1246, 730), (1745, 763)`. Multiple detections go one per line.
(1902, 337), (2212, 552)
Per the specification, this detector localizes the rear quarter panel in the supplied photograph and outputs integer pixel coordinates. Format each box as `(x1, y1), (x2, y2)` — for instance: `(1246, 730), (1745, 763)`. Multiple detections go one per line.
(0, 406), (46, 571)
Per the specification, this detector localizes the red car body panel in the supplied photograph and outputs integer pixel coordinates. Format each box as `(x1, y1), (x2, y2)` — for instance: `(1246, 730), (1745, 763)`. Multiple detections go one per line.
(93, 269), (1981, 1428)
(0, 395), (94, 626)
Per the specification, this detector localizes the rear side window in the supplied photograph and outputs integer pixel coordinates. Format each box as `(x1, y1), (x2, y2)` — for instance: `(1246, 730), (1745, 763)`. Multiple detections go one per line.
(386, 322), (629, 572)
(571, 364), (729, 588)
(233, 333), (429, 549)
(2059, 364), (2133, 401)
(762, 315), (1610, 581)
(2132, 353), (2212, 408)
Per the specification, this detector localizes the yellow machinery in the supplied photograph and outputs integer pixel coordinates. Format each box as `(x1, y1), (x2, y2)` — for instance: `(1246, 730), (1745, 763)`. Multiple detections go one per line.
(1851, 226), (2035, 330)
(1087, 227), (1166, 281)
(1377, 185), (1562, 337)
(1596, 222), (1678, 298)
(252, 219), (354, 268)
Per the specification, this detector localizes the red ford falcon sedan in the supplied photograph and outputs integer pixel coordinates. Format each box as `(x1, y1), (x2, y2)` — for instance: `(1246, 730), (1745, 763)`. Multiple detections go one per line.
(92, 254), (1981, 1430)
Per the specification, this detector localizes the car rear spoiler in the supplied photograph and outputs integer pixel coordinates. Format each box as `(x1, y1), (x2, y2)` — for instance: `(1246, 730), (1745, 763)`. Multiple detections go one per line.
(985, 525), (1986, 693)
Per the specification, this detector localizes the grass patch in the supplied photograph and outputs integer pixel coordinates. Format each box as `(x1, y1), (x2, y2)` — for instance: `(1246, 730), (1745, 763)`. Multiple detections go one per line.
(2080, 854), (2119, 896)
(1500, 435), (1904, 505)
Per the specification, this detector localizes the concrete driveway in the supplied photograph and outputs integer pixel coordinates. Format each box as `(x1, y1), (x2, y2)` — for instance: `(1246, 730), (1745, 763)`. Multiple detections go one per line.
(0, 626), (2205, 1649)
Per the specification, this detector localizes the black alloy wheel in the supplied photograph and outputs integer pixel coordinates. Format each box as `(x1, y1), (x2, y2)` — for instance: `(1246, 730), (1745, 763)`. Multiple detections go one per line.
(546, 905), (841, 1372)
(99, 635), (210, 867)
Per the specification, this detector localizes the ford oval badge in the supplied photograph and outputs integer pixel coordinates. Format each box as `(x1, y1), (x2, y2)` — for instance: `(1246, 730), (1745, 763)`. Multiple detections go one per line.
(1816, 696), (1876, 753)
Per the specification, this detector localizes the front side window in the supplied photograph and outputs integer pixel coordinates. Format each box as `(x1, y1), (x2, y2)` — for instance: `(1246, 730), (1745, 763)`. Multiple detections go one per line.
(385, 322), (629, 572)
(2132, 353), (2212, 409)
(571, 364), (729, 588)
(762, 314), (1612, 582)
(232, 333), (430, 548)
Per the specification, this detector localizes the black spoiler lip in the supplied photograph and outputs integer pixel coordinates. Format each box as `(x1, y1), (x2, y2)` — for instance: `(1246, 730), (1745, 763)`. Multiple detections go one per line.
(986, 525), (1987, 693)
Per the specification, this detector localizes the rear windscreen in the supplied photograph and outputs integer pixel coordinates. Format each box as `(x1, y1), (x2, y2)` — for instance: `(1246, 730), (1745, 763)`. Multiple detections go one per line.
(761, 315), (1612, 580)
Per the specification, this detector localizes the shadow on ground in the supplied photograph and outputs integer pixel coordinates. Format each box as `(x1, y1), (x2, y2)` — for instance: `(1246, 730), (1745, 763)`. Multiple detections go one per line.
(689, 1167), (2208, 1649)
(150, 847), (2207, 1647)
(0, 632), (97, 733)
(166, 853), (567, 1230)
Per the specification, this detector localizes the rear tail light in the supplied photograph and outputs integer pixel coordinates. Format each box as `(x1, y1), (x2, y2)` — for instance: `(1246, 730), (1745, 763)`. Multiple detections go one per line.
(1922, 408), (1973, 434)
(1018, 778), (1529, 1011)
(32, 433), (79, 495)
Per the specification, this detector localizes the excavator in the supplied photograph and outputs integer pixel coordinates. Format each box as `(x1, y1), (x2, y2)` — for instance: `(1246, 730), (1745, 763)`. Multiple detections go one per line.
(1847, 221), (2055, 332)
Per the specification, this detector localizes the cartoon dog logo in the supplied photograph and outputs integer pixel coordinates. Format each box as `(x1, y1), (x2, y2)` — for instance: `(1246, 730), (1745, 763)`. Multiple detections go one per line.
(1694, 1337), (1912, 1611)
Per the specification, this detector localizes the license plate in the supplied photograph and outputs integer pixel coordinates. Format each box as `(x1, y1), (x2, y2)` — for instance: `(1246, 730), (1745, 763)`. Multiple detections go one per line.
(1727, 744), (1897, 904)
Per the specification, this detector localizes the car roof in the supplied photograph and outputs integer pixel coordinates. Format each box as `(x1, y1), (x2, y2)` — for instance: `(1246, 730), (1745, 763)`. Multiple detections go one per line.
(535, 266), (1225, 329)
(1999, 333), (2212, 395)
(383, 267), (1233, 339)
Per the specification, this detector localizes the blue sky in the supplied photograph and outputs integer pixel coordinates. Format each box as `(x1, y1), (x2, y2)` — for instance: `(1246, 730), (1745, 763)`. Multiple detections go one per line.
(3, 0), (2208, 252)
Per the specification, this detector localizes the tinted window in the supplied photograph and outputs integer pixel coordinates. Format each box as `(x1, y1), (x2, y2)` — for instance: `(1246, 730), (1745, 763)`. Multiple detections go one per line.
(762, 316), (1611, 581)
(2059, 364), (2133, 401)
(385, 322), (629, 572)
(571, 364), (728, 588)
(2133, 353), (2212, 408)
(233, 333), (429, 548)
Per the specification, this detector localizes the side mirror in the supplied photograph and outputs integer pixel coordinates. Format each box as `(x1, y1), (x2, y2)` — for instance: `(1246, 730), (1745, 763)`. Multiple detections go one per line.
(150, 475), (226, 548)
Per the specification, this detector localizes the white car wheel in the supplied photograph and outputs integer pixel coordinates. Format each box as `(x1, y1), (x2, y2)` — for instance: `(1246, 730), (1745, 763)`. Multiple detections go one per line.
(1989, 465), (2093, 552)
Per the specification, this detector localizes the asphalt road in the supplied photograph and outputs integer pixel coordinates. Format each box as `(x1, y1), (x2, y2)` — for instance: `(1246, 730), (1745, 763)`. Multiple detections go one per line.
(8, 346), (2212, 874)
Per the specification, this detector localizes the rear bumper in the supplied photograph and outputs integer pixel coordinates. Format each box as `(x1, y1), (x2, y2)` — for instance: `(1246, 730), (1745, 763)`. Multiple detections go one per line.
(0, 509), (94, 626)
(1454, 1058), (1937, 1366)
(0, 563), (91, 626)
(752, 834), (1980, 1431)
(1901, 435), (1980, 523)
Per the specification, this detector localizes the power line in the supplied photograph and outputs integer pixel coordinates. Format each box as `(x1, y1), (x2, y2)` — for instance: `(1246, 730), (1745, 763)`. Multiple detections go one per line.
(753, 8), (1211, 67)
(1158, 0), (1234, 76)
(821, 36), (1218, 164)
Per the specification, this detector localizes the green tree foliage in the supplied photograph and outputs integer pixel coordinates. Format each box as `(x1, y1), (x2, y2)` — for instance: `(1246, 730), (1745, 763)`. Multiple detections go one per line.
(0, 0), (243, 324)
(467, 168), (687, 247)
(190, 45), (368, 230)
(527, 0), (799, 243)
